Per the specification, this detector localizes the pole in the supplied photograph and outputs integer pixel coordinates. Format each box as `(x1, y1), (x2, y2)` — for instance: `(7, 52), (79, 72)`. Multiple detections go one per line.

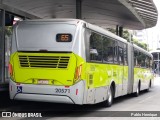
(129, 30), (132, 43)
(0, 9), (5, 83)
(119, 26), (123, 37)
(116, 25), (119, 36)
(76, 0), (82, 19)
(158, 53), (159, 77)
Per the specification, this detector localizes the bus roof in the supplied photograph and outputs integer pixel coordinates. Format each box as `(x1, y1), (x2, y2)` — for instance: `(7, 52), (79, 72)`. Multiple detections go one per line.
(18, 18), (86, 25)
(133, 44), (152, 57)
(18, 19), (128, 43)
(150, 50), (160, 54)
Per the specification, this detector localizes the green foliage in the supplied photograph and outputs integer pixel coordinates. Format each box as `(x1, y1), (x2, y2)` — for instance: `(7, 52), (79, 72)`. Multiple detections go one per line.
(122, 30), (130, 42)
(132, 38), (148, 50)
(5, 26), (12, 36)
(107, 28), (116, 34)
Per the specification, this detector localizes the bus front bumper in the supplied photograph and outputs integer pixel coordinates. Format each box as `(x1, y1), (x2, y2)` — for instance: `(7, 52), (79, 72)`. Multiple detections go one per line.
(9, 80), (86, 104)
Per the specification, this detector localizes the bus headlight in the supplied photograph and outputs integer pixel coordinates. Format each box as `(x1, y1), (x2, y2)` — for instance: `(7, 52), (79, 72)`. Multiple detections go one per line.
(9, 63), (13, 76)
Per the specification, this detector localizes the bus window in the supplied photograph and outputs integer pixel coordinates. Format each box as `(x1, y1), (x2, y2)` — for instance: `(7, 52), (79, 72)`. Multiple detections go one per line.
(102, 36), (114, 63)
(137, 51), (142, 67)
(118, 41), (124, 65)
(134, 49), (138, 67)
(140, 53), (146, 68)
(145, 56), (150, 68)
(124, 44), (128, 65)
(149, 57), (153, 69)
(90, 32), (102, 62)
(113, 41), (118, 64)
(153, 53), (158, 60)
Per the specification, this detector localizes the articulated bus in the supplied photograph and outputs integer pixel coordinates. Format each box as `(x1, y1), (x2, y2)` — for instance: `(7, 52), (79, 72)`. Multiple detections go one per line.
(9, 19), (153, 107)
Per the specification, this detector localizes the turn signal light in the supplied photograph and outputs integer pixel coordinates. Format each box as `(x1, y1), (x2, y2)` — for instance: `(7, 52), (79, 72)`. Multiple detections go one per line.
(74, 64), (82, 80)
(9, 63), (13, 76)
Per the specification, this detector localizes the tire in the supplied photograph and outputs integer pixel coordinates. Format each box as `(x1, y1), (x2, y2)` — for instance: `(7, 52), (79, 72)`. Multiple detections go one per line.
(146, 81), (151, 92)
(101, 86), (113, 107)
(134, 83), (140, 97)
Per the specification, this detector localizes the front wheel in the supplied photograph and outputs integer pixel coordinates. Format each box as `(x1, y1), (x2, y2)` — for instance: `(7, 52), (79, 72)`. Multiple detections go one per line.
(101, 86), (113, 107)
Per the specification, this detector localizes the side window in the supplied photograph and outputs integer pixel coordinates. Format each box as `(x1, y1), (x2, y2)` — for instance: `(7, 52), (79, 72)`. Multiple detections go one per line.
(113, 41), (118, 63)
(90, 32), (102, 62)
(102, 36), (114, 63)
(118, 41), (124, 65)
(137, 51), (142, 67)
(134, 49), (139, 67)
(141, 53), (146, 68)
(153, 53), (158, 60)
(149, 57), (153, 69)
(145, 56), (150, 68)
(124, 44), (128, 65)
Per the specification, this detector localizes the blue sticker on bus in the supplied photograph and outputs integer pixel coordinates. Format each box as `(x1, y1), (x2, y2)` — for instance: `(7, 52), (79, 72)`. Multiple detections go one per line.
(17, 86), (22, 93)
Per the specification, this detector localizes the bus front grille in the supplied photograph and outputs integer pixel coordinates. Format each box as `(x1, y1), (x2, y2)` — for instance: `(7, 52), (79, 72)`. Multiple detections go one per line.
(19, 55), (70, 68)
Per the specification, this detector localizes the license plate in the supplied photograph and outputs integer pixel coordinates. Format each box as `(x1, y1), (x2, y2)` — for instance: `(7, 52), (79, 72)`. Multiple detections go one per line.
(38, 80), (49, 84)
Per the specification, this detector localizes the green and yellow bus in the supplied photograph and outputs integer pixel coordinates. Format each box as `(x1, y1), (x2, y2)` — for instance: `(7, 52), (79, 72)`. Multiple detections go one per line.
(9, 19), (153, 107)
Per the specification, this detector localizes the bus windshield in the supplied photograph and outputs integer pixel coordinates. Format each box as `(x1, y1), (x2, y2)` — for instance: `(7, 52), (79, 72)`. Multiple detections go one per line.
(16, 22), (76, 51)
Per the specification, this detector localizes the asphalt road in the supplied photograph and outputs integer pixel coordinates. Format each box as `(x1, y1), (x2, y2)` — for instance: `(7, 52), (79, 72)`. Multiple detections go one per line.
(0, 77), (160, 120)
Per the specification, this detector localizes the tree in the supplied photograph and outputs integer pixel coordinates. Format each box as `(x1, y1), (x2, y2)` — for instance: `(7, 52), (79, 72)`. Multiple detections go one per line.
(132, 38), (148, 50)
(5, 26), (12, 36)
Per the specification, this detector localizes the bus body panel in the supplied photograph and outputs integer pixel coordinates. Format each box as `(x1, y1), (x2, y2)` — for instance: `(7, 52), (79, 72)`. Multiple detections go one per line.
(85, 63), (129, 98)
(133, 67), (153, 91)
(10, 52), (77, 86)
(10, 79), (86, 104)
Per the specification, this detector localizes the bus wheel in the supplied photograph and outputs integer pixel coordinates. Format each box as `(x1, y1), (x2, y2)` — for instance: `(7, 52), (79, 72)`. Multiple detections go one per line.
(147, 80), (151, 92)
(102, 86), (113, 107)
(134, 83), (140, 97)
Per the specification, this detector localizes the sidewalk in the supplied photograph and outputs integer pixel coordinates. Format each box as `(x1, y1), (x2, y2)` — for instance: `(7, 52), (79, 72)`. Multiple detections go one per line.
(154, 76), (160, 80)
(154, 76), (160, 86)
